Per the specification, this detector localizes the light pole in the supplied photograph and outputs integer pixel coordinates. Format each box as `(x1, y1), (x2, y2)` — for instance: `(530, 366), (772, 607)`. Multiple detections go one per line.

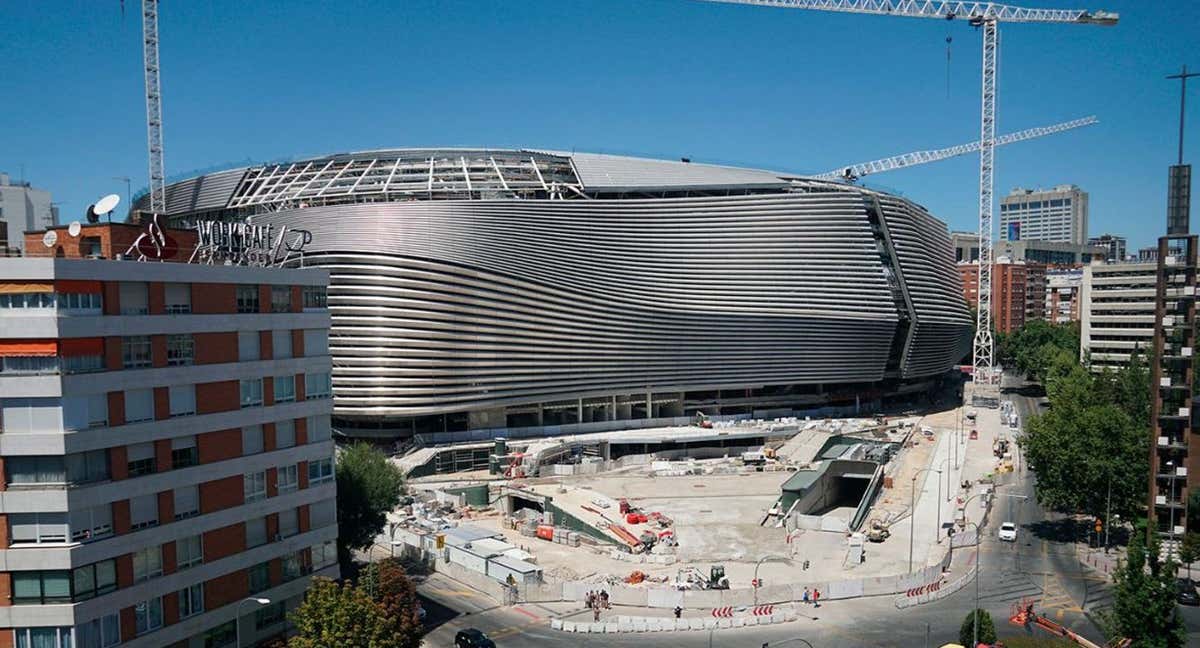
(1167, 460), (1178, 550)
(753, 555), (788, 606)
(389, 522), (402, 558)
(235, 597), (271, 647)
(963, 520), (982, 648)
(909, 467), (941, 572)
(763, 638), (815, 648)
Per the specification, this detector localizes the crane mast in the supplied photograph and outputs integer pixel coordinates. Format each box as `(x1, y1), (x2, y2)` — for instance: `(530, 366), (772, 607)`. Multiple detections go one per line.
(814, 116), (1098, 181)
(142, 0), (166, 215)
(700, 0), (1116, 389)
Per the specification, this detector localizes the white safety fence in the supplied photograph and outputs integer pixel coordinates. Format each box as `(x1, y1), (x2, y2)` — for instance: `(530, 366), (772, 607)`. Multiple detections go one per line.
(550, 609), (800, 633)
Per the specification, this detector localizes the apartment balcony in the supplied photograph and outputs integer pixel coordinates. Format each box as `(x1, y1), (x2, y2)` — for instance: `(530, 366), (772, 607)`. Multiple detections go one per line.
(0, 356), (104, 377)
(1155, 494), (1187, 508)
(1157, 435), (1189, 450)
(1156, 464), (1188, 479)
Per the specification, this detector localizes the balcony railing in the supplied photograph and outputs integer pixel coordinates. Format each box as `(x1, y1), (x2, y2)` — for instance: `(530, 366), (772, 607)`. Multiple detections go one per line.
(0, 355), (104, 376)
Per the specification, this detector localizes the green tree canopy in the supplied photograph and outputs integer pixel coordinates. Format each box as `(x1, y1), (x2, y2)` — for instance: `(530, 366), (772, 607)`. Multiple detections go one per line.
(337, 442), (406, 567)
(1103, 533), (1186, 648)
(288, 577), (403, 648)
(997, 319), (1080, 380)
(959, 609), (997, 647)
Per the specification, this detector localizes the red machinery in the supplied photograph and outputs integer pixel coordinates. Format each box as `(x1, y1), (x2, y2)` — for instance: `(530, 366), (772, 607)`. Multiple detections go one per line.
(1008, 599), (1129, 648)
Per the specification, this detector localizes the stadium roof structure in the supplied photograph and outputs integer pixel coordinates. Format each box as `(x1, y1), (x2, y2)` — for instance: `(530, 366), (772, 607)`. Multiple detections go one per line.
(140, 148), (816, 217)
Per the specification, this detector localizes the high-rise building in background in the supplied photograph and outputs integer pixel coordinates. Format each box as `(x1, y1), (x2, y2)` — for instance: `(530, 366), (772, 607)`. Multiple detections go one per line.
(1138, 245), (1183, 263)
(999, 185), (1089, 245)
(1088, 233), (1127, 263)
(1079, 261), (1157, 372)
(0, 172), (56, 256)
(0, 224), (336, 647)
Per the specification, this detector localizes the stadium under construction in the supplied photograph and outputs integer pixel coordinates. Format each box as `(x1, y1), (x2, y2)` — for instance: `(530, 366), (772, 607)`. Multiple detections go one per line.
(145, 148), (973, 439)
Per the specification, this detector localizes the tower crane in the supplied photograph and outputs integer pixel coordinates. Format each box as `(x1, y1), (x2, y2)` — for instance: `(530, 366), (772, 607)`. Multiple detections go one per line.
(141, 0), (166, 215)
(700, 0), (1117, 389)
(814, 115), (1098, 182)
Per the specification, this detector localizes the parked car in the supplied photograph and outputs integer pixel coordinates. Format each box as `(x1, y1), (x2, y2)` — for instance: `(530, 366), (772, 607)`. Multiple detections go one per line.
(456, 629), (496, 648)
(1178, 578), (1200, 606)
(998, 522), (1018, 542)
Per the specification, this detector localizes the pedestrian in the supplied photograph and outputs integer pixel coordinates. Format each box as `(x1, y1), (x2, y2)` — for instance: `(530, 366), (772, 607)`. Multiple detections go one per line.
(802, 587), (810, 605)
(586, 591), (594, 609)
(674, 605), (682, 619)
(813, 588), (821, 608)
(601, 590), (609, 609)
(593, 606), (601, 622)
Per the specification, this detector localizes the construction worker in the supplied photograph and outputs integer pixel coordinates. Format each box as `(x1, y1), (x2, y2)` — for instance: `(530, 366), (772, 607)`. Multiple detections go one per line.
(813, 588), (821, 608)
(674, 606), (682, 619)
(802, 587), (810, 605)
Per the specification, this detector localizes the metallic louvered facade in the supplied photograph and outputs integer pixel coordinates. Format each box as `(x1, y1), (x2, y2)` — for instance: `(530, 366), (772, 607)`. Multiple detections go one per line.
(154, 149), (971, 436)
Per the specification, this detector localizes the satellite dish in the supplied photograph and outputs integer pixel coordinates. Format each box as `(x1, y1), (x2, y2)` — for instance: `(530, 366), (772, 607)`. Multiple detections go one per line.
(85, 205), (100, 224)
(68, 221), (82, 237)
(93, 194), (120, 216)
(42, 230), (58, 248)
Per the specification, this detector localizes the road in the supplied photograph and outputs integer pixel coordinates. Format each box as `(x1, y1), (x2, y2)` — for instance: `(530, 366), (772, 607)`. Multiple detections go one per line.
(420, 373), (1200, 646)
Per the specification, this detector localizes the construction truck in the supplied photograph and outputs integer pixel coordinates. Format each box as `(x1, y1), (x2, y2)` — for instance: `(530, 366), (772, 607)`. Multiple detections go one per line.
(866, 519), (891, 543)
(694, 412), (714, 429)
(672, 565), (730, 590)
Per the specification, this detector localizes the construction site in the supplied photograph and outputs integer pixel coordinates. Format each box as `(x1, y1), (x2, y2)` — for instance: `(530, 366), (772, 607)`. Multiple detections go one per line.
(388, 397), (1017, 596)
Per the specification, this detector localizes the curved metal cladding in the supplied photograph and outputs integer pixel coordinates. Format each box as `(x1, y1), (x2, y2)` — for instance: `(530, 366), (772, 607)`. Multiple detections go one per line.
(876, 194), (974, 377)
(250, 192), (923, 420)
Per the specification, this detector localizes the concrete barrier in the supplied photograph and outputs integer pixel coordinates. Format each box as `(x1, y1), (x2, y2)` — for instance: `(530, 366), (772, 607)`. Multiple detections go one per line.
(647, 588), (684, 608)
(609, 585), (648, 607)
(827, 579), (864, 599)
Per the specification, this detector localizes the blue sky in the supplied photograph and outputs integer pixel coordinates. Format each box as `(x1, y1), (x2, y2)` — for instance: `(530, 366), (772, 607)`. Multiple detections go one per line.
(3, 0), (1196, 250)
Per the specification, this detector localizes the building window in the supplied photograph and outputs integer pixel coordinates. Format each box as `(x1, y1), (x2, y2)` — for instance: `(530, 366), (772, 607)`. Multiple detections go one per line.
(242, 425), (264, 455)
(236, 285), (259, 314)
(302, 285), (327, 310)
(303, 329), (329, 356)
(308, 458), (334, 485)
(0, 292), (55, 310)
(311, 541), (337, 569)
(74, 613), (120, 648)
(169, 384), (196, 417)
(240, 378), (263, 408)
(282, 551), (306, 582)
(271, 286), (292, 313)
(12, 571), (71, 604)
(273, 330), (292, 359)
(132, 545), (163, 583)
(119, 282), (149, 315)
(68, 505), (113, 543)
(14, 627), (73, 648)
(179, 583), (204, 619)
(277, 464), (298, 493)
(244, 471), (267, 502)
(171, 435), (198, 468)
(129, 493), (159, 530)
(246, 516), (268, 548)
(305, 372), (331, 400)
(203, 621), (236, 648)
(134, 596), (164, 635)
(6, 456), (66, 486)
(10, 512), (68, 544)
(248, 562), (271, 594)
(164, 283), (191, 314)
(177, 534), (203, 569)
(238, 330), (260, 361)
(276, 418), (296, 448)
(71, 559), (118, 601)
(121, 336), (152, 368)
(67, 449), (110, 485)
(62, 353), (104, 374)
(166, 334), (194, 366)
(126, 442), (156, 477)
(124, 388), (154, 423)
(174, 484), (199, 519)
(279, 507), (299, 538)
(308, 415), (332, 442)
(274, 375), (295, 403)
(255, 601), (287, 630)
(59, 393), (108, 430)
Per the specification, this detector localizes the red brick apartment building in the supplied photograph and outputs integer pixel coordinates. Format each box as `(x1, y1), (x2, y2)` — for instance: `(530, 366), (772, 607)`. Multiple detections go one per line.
(958, 260), (1035, 334)
(0, 230), (335, 647)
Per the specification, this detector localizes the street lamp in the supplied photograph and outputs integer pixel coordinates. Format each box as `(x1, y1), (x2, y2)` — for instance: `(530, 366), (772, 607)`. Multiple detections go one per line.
(753, 555), (789, 606)
(909, 467), (942, 572)
(963, 520), (983, 648)
(235, 597), (271, 647)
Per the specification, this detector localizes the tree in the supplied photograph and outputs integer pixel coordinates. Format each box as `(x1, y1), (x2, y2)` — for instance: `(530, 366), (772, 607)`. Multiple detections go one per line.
(358, 559), (423, 648)
(288, 577), (403, 648)
(959, 609), (997, 647)
(336, 442), (406, 567)
(1102, 533), (1187, 648)
(1180, 532), (1200, 580)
